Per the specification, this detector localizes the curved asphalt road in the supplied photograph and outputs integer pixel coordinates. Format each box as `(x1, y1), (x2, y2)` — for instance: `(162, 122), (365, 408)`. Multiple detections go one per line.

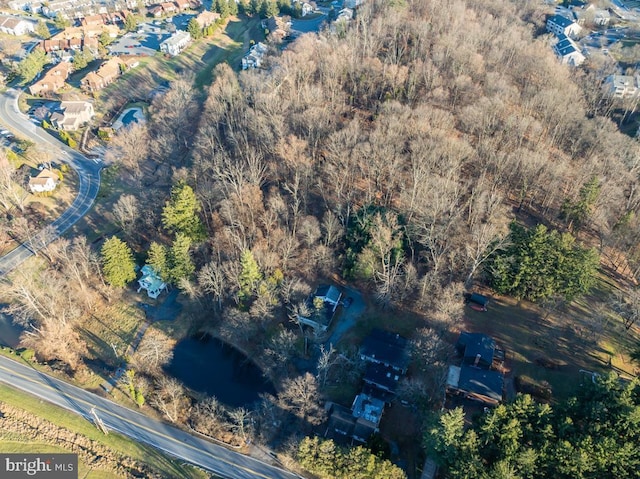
(0, 355), (300, 479)
(0, 88), (102, 276)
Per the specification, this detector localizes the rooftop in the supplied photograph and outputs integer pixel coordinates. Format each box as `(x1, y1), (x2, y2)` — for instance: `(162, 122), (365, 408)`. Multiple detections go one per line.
(360, 329), (409, 372)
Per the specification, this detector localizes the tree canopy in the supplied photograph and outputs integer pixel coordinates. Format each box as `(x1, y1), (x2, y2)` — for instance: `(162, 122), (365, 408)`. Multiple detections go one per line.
(101, 236), (136, 287)
(161, 182), (205, 241)
(486, 222), (599, 302)
(297, 436), (406, 479)
(425, 375), (640, 479)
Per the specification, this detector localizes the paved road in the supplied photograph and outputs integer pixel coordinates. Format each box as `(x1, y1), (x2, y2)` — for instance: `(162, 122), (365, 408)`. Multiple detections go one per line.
(0, 88), (102, 276)
(0, 355), (300, 479)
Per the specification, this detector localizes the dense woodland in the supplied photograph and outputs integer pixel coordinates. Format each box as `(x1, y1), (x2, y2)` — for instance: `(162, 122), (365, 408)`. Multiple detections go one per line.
(3, 0), (640, 476)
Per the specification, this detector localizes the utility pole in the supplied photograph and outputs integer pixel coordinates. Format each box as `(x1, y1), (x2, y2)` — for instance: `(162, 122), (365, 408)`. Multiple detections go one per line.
(90, 407), (108, 435)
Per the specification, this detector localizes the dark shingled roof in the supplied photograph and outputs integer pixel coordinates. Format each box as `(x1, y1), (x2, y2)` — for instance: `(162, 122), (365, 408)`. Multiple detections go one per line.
(458, 365), (504, 403)
(456, 332), (496, 369)
(360, 329), (409, 372)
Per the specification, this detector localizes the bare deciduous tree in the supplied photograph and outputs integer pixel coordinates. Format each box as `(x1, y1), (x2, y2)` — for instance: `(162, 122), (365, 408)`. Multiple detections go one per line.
(278, 372), (325, 427)
(131, 328), (175, 376)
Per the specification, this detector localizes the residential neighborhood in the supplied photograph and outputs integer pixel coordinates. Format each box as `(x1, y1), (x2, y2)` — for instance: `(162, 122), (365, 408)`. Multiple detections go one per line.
(0, 0), (639, 479)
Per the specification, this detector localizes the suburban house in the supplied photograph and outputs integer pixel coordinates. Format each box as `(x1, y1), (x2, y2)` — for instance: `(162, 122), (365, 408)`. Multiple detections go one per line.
(326, 329), (409, 444)
(137, 265), (167, 299)
(28, 169), (59, 193)
(300, 2), (314, 16)
(603, 74), (640, 99)
(29, 61), (73, 96)
(195, 10), (220, 28)
(50, 101), (94, 131)
(455, 332), (504, 369)
(546, 14), (582, 38)
(325, 395), (384, 445)
(41, 36), (99, 53)
(242, 42), (268, 70)
(174, 0), (190, 11)
(160, 1), (177, 13)
(360, 329), (410, 373)
(580, 5), (611, 26)
(160, 30), (191, 56)
(363, 362), (401, 397)
(446, 332), (505, 405)
(553, 33), (585, 67)
(0, 15), (36, 35)
(149, 5), (164, 16)
(262, 16), (290, 42)
(344, 0), (363, 7)
(79, 14), (105, 26)
(296, 284), (342, 332)
(81, 56), (124, 92)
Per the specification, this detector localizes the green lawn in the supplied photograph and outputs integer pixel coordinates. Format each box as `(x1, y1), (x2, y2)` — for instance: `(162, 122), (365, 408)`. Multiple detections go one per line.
(0, 441), (121, 479)
(0, 385), (208, 479)
(464, 276), (638, 401)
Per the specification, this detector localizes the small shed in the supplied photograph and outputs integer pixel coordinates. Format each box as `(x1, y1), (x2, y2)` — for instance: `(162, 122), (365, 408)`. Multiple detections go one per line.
(468, 292), (489, 311)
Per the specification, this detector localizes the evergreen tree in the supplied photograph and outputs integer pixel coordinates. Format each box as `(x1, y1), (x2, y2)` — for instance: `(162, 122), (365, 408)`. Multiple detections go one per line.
(15, 48), (47, 83)
(486, 222), (599, 302)
(35, 21), (51, 39)
(101, 236), (136, 287)
(161, 182), (206, 241)
(72, 47), (93, 70)
(146, 242), (168, 280)
(53, 16), (71, 30)
(260, 0), (278, 18)
(124, 13), (138, 32)
(228, 0), (239, 16)
(187, 18), (202, 39)
(168, 233), (195, 283)
(560, 176), (601, 232)
(238, 249), (262, 301)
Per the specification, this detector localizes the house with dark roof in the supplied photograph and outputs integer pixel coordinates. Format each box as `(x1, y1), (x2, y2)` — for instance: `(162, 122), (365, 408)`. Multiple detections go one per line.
(446, 365), (504, 405)
(456, 332), (496, 369)
(546, 14), (581, 38)
(447, 331), (505, 405)
(296, 284), (342, 332)
(360, 329), (409, 373)
(552, 33), (585, 67)
(363, 362), (401, 396)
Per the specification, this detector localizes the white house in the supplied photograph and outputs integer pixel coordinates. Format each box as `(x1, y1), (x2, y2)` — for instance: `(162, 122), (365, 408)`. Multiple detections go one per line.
(0, 15), (37, 35)
(553, 33), (585, 66)
(241, 42), (267, 70)
(301, 2), (314, 16)
(603, 74), (640, 99)
(546, 14), (582, 38)
(50, 101), (95, 131)
(159, 30), (191, 56)
(295, 284), (342, 332)
(137, 265), (167, 299)
(28, 169), (59, 193)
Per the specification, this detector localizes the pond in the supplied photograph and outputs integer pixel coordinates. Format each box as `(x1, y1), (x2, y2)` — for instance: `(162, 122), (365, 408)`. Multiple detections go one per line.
(0, 308), (23, 349)
(164, 335), (276, 409)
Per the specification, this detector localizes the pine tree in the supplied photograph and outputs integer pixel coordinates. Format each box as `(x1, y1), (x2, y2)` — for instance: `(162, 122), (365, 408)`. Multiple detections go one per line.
(101, 236), (136, 287)
(146, 242), (168, 280)
(238, 249), (262, 301)
(161, 182), (205, 241)
(124, 13), (138, 32)
(187, 18), (202, 39)
(228, 0), (239, 16)
(168, 233), (194, 283)
(36, 21), (51, 39)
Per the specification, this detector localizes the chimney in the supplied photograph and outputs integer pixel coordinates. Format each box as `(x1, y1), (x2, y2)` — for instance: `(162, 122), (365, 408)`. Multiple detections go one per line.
(474, 354), (481, 367)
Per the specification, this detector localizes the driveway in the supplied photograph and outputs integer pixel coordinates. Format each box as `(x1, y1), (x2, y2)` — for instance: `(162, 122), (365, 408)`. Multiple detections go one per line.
(325, 287), (366, 347)
(0, 89), (103, 276)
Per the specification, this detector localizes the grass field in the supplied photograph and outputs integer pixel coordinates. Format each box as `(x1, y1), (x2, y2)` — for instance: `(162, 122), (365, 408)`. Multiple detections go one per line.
(463, 276), (638, 401)
(0, 441), (121, 479)
(0, 385), (208, 479)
